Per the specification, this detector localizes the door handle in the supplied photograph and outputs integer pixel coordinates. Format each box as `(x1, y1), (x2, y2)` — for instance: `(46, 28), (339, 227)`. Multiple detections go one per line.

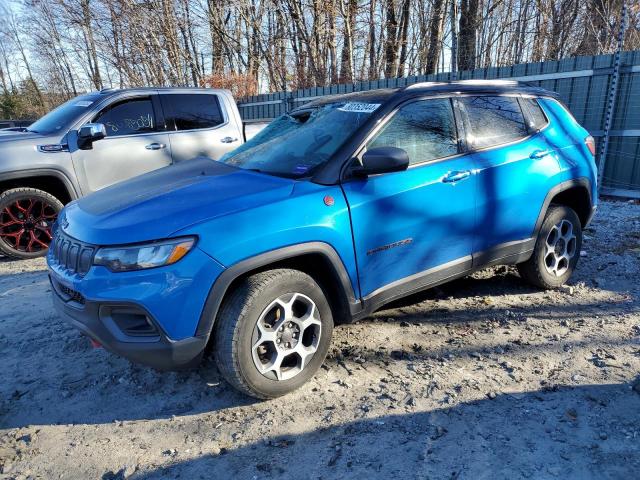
(442, 170), (471, 183)
(145, 143), (166, 150)
(530, 149), (552, 159)
(221, 136), (238, 144)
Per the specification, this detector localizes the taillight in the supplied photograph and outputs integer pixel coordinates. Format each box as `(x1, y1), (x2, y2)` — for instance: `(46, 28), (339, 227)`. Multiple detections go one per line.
(585, 136), (596, 157)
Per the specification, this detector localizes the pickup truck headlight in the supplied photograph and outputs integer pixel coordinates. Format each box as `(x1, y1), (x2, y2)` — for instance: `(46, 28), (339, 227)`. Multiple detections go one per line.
(94, 237), (196, 272)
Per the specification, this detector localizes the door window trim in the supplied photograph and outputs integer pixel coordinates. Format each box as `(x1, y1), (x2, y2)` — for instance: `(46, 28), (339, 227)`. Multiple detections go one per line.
(90, 94), (163, 140)
(342, 95), (467, 180)
(159, 92), (229, 133)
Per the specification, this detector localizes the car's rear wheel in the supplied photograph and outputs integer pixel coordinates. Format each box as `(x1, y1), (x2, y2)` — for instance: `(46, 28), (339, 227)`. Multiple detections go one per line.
(213, 269), (334, 399)
(0, 188), (63, 260)
(517, 205), (582, 288)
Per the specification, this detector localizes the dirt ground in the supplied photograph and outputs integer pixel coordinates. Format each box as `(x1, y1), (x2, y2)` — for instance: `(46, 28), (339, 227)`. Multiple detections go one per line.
(1, 199), (639, 480)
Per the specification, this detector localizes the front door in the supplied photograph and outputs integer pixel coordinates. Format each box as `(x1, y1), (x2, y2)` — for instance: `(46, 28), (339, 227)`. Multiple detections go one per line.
(71, 95), (172, 194)
(341, 98), (477, 300)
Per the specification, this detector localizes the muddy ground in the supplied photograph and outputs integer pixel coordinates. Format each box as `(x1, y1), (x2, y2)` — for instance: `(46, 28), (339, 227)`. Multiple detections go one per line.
(1, 199), (639, 480)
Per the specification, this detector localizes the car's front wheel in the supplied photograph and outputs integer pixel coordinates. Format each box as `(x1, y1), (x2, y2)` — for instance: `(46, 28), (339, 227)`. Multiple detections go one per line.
(213, 269), (334, 399)
(517, 205), (583, 288)
(0, 188), (63, 260)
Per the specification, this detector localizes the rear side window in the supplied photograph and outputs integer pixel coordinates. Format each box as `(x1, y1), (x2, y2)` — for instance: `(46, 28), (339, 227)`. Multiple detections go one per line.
(368, 98), (458, 165)
(520, 97), (548, 132)
(161, 94), (224, 131)
(460, 96), (527, 149)
(94, 97), (156, 137)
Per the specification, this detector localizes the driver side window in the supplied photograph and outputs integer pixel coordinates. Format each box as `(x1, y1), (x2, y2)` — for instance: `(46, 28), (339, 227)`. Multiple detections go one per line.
(368, 98), (459, 165)
(94, 97), (156, 137)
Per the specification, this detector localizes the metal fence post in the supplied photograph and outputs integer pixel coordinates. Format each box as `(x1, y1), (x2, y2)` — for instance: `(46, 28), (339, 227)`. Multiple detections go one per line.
(597, 0), (628, 194)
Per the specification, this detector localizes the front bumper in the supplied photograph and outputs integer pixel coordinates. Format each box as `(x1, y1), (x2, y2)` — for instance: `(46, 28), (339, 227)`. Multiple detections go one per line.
(51, 281), (207, 369)
(48, 244), (225, 370)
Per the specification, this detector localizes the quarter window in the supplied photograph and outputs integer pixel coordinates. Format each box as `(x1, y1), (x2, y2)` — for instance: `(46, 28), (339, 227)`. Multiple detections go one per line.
(368, 98), (458, 165)
(460, 96), (527, 149)
(520, 97), (548, 132)
(161, 94), (224, 131)
(94, 97), (156, 137)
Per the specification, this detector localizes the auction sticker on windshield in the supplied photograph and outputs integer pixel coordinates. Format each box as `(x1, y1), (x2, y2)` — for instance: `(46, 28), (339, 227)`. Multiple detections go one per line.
(338, 103), (380, 113)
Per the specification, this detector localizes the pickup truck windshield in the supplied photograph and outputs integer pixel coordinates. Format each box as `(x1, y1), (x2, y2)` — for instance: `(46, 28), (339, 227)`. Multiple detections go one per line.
(27, 94), (102, 135)
(221, 102), (378, 178)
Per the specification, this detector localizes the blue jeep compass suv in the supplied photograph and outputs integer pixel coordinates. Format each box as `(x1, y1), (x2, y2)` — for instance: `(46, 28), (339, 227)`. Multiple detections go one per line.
(48, 81), (597, 398)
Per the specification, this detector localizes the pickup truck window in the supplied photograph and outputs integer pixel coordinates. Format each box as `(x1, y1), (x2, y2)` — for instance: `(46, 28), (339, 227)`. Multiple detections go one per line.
(368, 98), (458, 165)
(94, 97), (156, 137)
(221, 103), (375, 179)
(161, 94), (224, 131)
(26, 93), (101, 135)
(460, 96), (527, 149)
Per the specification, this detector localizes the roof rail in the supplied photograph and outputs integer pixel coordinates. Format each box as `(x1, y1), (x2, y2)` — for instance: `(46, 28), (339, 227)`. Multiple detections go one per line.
(404, 79), (520, 90)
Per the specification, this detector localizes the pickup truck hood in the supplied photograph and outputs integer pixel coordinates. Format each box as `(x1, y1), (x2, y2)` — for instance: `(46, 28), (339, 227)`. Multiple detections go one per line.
(61, 157), (296, 245)
(0, 130), (43, 142)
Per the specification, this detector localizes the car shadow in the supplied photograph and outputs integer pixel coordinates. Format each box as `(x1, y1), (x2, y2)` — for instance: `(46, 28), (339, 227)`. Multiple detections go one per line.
(127, 379), (640, 479)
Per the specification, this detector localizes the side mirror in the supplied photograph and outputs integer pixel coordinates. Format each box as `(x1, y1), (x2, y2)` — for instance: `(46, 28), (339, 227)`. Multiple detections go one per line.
(352, 146), (409, 176)
(77, 123), (106, 150)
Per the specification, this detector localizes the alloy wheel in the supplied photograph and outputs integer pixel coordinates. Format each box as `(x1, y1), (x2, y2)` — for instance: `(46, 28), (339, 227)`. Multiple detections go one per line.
(251, 292), (322, 381)
(0, 198), (57, 253)
(543, 219), (577, 277)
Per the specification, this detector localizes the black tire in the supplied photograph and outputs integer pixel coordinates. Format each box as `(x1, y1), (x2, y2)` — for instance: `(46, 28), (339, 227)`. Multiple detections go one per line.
(0, 188), (63, 260)
(517, 205), (582, 289)
(213, 269), (334, 399)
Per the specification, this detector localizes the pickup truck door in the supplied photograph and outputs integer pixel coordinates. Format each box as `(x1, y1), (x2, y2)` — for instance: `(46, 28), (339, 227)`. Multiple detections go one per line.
(70, 94), (172, 194)
(341, 98), (477, 301)
(159, 92), (244, 162)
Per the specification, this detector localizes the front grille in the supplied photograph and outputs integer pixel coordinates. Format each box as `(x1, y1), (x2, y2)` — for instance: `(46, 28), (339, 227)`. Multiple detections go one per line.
(50, 230), (96, 276)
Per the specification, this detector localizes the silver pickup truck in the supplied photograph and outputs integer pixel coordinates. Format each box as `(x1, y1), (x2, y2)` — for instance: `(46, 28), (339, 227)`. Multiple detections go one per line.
(0, 88), (254, 259)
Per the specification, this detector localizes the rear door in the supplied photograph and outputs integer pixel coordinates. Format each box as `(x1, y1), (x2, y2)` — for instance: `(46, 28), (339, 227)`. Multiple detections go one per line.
(71, 94), (172, 194)
(159, 93), (243, 162)
(341, 97), (477, 300)
(459, 95), (560, 254)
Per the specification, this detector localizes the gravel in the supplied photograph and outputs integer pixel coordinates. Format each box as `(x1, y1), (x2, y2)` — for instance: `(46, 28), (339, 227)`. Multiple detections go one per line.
(1, 199), (639, 479)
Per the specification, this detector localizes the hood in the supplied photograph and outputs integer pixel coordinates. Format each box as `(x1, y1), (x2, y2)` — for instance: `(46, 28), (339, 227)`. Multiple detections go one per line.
(61, 157), (296, 245)
(0, 130), (44, 142)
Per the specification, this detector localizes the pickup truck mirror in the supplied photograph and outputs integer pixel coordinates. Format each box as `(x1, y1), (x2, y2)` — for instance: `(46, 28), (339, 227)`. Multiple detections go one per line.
(77, 123), (106, 150)
(353, 146), (410, 176)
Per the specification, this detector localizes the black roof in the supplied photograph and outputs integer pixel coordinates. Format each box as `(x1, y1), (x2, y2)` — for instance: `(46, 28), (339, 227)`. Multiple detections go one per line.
(302, 80), (557, 111)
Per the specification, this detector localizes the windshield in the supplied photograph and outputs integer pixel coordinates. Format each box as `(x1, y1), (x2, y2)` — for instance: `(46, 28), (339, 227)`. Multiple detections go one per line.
(221, 102), (380, 178)
(28, 94), (101, 135)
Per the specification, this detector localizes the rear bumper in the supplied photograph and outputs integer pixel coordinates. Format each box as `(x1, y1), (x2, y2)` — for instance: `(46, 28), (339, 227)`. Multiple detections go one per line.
(51, 276), (207, 370)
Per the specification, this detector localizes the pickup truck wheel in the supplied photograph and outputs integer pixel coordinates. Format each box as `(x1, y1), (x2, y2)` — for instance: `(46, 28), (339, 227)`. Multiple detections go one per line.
(0, 188), (63, 260)
(517, 205), (582, 289)
(213, 269), (334, 399)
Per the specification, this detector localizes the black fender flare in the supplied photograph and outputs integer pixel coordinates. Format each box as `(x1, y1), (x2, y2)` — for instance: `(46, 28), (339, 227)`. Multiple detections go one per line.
(0, 168), (80, 201)
(195, 242), (360, 338)
(532, 177), (593, 236)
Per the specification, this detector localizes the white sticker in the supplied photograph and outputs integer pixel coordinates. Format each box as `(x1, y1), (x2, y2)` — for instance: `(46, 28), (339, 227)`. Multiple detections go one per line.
(74, 101), (93, 107)
(338, 102), (380, 113)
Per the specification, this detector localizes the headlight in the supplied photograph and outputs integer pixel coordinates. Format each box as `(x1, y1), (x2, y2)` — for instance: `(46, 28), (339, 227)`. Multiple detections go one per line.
(94, 237), (196, 272)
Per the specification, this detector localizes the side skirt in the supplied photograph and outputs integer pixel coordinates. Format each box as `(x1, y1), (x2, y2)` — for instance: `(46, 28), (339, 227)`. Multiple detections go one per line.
(351, 238), (534, 321)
